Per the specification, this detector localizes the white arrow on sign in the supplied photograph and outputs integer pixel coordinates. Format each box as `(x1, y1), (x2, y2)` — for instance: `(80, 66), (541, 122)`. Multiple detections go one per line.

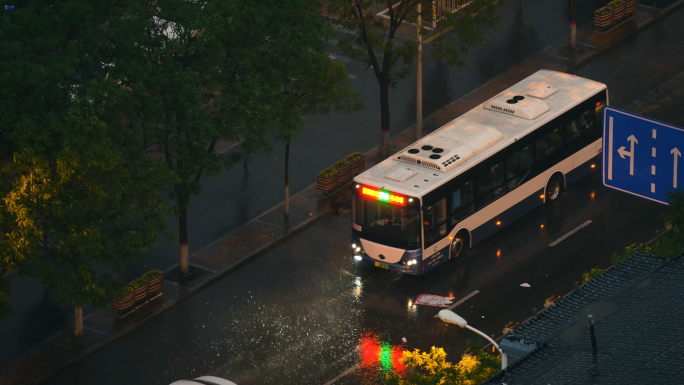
(672, 147), (681, 188)
(617, 135), (638, 176)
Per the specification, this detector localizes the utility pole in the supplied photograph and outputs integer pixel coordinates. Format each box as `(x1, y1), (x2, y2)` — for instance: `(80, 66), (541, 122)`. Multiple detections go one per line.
(568, 0), (577, 52)
(416, 3), (423, 141)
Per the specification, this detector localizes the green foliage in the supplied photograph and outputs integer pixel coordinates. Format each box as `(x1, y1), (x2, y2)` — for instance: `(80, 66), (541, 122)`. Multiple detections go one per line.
(115, 285), (134, 300)
(328, 0), (501, 86)
(332, 159), (350, 170)
(319, 168), (338, 178)
(143, 270), (163, 280)
(610, 243), (652, 264)
(0, 0), (174, 316)
(384, 340), (501, 385)
(608, 0), (624, 7)
(582, 267), (605, 284)
(545, 295), (557, 303)
(326, 0), (502, 156)
(649, 190), (684, 258)
(129, 278), (148, 289)
(346, 152), (364, 162)
(596, 7), (612, 14)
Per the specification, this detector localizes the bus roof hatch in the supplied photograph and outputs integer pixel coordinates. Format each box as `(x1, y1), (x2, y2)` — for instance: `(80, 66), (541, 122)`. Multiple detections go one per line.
(392, 123), (503, 173)
(484, 91), (550, 120)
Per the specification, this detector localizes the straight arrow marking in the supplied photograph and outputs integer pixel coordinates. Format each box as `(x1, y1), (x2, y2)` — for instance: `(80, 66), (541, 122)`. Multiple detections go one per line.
(627, 135), (638, 176)
(672, 147), (681, 188)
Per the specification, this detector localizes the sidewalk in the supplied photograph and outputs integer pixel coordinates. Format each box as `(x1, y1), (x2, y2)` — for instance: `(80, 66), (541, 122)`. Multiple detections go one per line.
(1, 3), (682, 384)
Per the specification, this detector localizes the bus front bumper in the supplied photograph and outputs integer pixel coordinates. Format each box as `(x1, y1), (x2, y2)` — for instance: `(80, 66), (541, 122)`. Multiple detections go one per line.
(353, 250), (424, 275)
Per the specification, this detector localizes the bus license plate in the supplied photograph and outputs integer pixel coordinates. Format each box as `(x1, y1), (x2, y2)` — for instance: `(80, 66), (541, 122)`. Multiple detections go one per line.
(375, 262), (389, 269)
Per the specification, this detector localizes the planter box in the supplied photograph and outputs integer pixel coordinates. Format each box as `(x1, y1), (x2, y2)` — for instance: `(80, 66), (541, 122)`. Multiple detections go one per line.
(594, 8), (614, 28)
(610, 2), (626, 20)
(147, 272), (164, 294)
(346, 154), (366, 176)
(112, 291), (134, 312)
(334, 164), (351, 184)
(317, 173), (338, 192)
(133, 281), (149, 302)
(625, 0), (638, 14)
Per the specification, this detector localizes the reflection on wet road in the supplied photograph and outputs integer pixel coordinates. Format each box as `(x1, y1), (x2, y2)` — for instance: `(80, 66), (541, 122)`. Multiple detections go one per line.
(44, 6), (684, 385)
(44, 168), (665, 385)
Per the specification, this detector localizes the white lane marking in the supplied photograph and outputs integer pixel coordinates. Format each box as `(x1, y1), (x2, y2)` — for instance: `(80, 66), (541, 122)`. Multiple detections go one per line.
(608, 117), (614, 180)
(347, 74), (357, 80)
(434, 290), (480, 317)
(548, 220), (593, 247)
(323, 364), (359, 385)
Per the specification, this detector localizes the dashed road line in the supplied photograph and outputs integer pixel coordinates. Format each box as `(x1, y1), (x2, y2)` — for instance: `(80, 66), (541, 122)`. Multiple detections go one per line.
(548, 220), (593, 247)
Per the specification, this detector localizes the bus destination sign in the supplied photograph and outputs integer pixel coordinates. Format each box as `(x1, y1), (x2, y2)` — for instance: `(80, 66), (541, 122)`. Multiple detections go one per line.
(361, 186), (406, 206)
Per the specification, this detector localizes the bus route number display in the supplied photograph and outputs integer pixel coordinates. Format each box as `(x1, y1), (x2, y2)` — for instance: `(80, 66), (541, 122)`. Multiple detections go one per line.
(361, 186), (406, 206)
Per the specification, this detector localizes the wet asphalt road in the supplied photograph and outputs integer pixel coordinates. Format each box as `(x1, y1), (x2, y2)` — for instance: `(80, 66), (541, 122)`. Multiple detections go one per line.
(0, 0), (608, 364)
(42, 6), (684, 385)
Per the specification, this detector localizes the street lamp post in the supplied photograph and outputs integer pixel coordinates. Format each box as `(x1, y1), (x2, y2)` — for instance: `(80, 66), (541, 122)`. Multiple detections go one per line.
(416, 3), (423, 141)
(438, 309), (509, 370)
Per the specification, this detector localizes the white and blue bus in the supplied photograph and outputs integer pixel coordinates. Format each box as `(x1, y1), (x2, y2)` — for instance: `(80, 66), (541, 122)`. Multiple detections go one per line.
(351, 70), (607, 275)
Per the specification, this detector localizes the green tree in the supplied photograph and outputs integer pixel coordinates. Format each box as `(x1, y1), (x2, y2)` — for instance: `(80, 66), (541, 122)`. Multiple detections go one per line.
(651, 190), (684, 258)
(326, 0), (502, 158)
(117, 0), (363, 274)
(265, 0), (364, 218)
(0, 1), (174, 334)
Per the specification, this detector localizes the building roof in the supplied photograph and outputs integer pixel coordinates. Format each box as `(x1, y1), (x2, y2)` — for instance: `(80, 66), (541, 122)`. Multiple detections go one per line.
(485, 252), (684, 385)
(353, 70), (607, 198)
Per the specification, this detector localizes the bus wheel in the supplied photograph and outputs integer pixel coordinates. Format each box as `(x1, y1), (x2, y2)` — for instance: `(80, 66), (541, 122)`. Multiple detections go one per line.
(545, 174), (563, 203)
(450, 237), (465, 260)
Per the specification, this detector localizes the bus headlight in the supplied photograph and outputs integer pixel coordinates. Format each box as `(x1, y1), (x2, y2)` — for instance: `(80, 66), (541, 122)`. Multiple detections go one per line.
(407, 259), (417, 266)
(354, 255), (363, 261)
(352, 243), (356, 249)
(355, 247), (361, 252)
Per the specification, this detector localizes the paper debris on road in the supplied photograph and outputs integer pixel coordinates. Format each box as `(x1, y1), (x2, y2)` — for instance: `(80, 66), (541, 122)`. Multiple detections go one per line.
(402, 337), (407, 343)
(520, 283), (531, 288)
(414, 294), (455, 307)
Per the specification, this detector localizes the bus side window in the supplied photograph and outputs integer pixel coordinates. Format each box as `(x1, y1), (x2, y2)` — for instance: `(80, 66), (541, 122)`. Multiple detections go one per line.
(536, 127), (564, 161)
(424, 198), (448, 247)
(451, 180), (474, 225)
(505, 144), (533, 191)
(565, 117), (581, 142)
(475, 162), (505, 209)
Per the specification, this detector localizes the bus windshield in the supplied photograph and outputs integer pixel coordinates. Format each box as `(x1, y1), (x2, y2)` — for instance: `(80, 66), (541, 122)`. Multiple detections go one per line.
(352, 195), (421, 250)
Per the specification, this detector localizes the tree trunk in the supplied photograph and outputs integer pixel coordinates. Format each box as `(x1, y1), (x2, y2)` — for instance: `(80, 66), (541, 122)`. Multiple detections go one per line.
(379, 80), (391, 159)
(73, 306), (83, 338)
(179, 206), (189, 276)
(284, 139), (291, 219)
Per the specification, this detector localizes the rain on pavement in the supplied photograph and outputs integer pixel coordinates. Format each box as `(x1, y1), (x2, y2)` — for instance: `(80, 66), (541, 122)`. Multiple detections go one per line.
(23, 4), (684, 385)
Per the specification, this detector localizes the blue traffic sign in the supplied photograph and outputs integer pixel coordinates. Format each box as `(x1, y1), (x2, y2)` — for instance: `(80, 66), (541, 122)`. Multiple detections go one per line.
(603, 106), (684, 205)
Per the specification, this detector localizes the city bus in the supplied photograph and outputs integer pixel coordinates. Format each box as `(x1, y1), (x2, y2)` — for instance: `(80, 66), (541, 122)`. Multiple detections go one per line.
(351, 70), (607, 275)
